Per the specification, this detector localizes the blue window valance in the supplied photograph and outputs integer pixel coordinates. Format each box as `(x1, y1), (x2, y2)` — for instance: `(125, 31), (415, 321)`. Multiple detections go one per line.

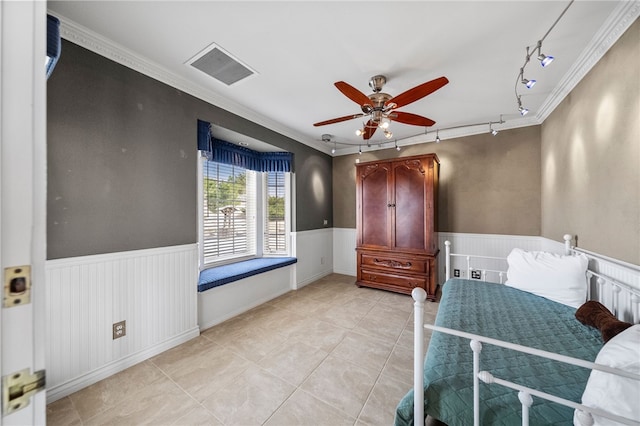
(197, 119), (292, 172)
(46, 15), (61, 79)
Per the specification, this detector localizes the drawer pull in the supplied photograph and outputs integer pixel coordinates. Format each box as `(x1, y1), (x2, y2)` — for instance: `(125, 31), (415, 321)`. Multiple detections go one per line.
(373, 258), (412, 269)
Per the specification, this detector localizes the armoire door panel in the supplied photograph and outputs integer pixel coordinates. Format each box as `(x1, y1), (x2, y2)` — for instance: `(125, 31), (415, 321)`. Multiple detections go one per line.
(393, 161), (427, 250)
(359, 163), (391, 248)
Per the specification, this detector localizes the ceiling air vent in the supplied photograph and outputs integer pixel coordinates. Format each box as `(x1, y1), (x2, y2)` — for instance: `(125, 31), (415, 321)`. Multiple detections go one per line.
(188, 43), (256, 86)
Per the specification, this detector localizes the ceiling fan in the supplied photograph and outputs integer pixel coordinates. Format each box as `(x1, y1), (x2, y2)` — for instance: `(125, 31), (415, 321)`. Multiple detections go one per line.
(313, 75), (449, 140)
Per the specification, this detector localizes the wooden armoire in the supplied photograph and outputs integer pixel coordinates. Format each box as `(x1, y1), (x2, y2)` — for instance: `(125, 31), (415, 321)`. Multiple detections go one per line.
(355, 154), (439, 300)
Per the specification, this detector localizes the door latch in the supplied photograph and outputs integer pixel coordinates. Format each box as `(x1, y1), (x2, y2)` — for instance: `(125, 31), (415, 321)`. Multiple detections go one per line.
(2, 368), (45, 416)
(3, 266), (31, 308)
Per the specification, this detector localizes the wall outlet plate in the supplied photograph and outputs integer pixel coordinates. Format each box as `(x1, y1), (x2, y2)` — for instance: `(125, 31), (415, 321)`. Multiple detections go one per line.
(113, 321), (126, 339)
(471, 270), (482, 280)
(453, 269), (460, 277)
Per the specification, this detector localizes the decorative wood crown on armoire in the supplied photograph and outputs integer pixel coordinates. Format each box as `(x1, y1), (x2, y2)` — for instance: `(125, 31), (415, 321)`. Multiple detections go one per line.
(355, 154), (439, 300)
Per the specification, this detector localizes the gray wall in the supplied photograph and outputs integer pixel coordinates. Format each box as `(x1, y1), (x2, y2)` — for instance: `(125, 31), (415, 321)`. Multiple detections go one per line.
(333, 126), (542, 236)
(541, 19), (639, 265)
(47, 40), (332, 259)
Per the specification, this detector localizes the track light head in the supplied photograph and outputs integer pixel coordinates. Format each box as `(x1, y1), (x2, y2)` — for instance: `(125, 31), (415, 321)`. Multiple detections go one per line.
(492, 129), (499, 136)
(522, 78), (536, 89)
(517, 96), (529, 116)
(396, 145), (401, 151)
(538, 53), (554, 67)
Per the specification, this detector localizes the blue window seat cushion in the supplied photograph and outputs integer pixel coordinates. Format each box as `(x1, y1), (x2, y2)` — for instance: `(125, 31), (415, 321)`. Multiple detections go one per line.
(198, 257), (297, 292)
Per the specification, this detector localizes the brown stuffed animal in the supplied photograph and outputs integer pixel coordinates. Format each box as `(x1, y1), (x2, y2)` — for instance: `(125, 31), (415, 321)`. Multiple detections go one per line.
(575, 301), (633, 342)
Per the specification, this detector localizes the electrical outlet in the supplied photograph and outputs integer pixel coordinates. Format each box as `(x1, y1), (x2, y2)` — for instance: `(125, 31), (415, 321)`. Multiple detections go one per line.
(113, 320), (126, 339)
(453, 269), (460, 277)
(471, 270), (482, 280)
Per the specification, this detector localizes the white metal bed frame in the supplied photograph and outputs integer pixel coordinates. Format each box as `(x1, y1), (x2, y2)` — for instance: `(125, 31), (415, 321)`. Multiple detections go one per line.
(412, 235), (640, 426)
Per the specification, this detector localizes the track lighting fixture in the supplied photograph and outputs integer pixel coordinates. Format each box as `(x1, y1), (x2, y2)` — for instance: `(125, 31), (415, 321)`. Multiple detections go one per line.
(514, 0), (572, 115)
(318, 116), (506, 154)
(538, 53), (554, 67)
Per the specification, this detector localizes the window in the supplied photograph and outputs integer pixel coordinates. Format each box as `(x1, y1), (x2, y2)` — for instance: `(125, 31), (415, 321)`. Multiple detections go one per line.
(199, 157), (290, 267)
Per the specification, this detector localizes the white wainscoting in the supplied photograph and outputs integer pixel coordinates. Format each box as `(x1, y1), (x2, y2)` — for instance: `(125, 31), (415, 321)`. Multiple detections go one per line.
(437, 232), (545, 284)
(570, 248), (640, 323)
(45, 244), (199, 403)
(331, 229), (547, 284)
(292, 228), (334, 288)
(333, 228), (357, 276)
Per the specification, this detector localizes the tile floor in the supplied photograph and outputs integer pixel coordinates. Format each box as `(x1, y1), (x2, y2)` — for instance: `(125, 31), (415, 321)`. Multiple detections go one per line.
(47, 273), (439, 425)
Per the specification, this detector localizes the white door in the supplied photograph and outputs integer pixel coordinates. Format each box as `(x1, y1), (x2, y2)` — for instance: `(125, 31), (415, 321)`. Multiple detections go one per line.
(1, 1), (48, 424)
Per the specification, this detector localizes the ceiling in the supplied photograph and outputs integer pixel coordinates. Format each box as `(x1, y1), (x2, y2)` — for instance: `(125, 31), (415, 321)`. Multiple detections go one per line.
(48, 1), (636, 155)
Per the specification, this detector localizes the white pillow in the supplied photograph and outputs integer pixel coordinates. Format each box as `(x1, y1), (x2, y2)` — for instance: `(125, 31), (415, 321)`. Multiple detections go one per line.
(574, 324), (640, 425)
(505, 248), (588, 308)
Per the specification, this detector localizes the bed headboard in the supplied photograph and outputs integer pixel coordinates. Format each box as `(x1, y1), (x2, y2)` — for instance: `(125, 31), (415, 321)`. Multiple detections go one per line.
(444, 234), (640, 324)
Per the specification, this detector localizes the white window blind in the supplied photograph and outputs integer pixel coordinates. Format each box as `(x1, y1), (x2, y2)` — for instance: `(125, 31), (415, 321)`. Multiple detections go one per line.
(202, 161), (256, 263)
(264, 171), (287, 254)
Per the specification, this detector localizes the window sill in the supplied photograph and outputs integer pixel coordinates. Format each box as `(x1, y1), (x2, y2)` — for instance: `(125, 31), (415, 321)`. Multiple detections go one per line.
(197, 257), (297, 292)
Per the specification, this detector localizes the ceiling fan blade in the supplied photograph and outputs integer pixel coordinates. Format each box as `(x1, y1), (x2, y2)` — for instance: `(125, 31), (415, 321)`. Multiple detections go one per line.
(386, 76), (449, 109)
(363, 119), (377, 140)
(313, 113), (366, 127)
(334, 81), (372, 106)
(390, 111), (436, 127)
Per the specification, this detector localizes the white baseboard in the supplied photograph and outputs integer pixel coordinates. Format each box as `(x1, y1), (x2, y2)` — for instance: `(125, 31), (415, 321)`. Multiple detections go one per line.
(46, 327), (199, 404)
(294, 268), (334, 289)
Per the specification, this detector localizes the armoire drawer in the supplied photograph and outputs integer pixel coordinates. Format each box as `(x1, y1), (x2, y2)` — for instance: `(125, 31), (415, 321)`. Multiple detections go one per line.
(360, 253), (427, 274)
(360, 269), (426, 290)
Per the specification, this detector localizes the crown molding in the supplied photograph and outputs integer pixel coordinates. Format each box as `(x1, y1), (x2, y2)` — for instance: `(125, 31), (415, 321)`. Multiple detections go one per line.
(53, 12), (328, 155)
(51, 4), (635, 158)
(536, 1), (640, 121)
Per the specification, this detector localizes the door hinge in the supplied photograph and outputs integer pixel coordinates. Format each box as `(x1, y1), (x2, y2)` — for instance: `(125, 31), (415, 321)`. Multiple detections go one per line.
(2, 368), (45, 416)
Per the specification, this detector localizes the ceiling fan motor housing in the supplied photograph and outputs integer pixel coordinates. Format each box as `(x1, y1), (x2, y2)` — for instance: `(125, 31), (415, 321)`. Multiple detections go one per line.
(368, 75), (387, 92)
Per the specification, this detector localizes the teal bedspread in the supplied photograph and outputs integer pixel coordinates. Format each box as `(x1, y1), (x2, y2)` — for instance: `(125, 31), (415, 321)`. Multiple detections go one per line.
(395, 279), (603, 426)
